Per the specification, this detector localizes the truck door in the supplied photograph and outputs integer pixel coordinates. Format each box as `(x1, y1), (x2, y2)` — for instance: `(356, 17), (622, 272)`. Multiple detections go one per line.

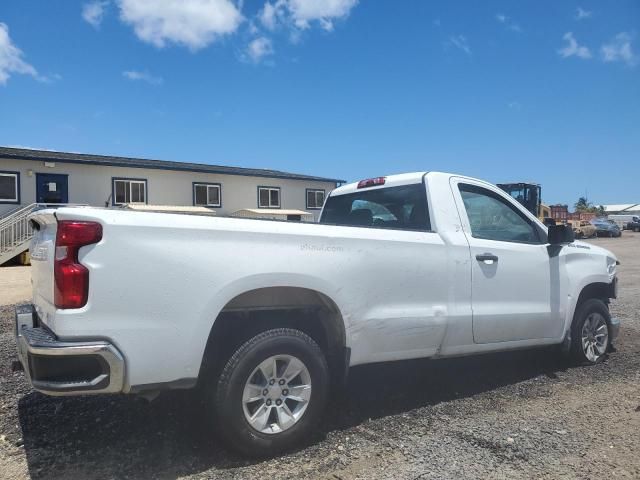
(451, 178), (563, 343)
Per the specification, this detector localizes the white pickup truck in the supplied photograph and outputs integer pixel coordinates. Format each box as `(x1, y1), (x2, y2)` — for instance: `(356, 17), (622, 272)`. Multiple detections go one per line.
(15, 171), (620, 455)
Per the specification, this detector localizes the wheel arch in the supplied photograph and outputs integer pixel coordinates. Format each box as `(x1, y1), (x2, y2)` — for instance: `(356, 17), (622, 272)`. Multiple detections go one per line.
(576, 282), (613, 307)
(198, 286), (348, 385)
(569, 281), (614, 330)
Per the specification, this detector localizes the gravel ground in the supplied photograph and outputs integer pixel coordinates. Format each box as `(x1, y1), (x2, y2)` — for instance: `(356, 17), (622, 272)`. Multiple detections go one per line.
(0, 266), (30, 306)
(1, 234), (639, 479)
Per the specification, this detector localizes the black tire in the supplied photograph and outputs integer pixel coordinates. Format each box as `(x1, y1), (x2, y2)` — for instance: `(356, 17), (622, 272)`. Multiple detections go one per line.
(570, 298), (611, 365)
(208, 328), (329, 456)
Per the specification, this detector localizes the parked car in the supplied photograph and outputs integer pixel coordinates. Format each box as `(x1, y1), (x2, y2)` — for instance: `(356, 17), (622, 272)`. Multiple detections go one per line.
(591, 218), (622, 237)
(626, 218), (640, 232)
(608, 214), (640, 230)
(569, 220), (596, 239)
(16, 172), (620, 456)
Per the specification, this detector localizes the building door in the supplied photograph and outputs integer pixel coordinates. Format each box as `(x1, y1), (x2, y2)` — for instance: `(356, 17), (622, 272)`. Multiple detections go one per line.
(36, 173), (69, 204)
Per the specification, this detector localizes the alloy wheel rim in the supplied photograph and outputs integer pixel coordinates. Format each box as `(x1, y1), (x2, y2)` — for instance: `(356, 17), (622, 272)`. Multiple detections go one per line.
(242, 354), (312, 434)
(581, 313), (608, 362)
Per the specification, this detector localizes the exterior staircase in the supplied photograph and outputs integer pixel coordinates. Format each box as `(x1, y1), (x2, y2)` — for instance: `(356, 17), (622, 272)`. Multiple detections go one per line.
(1, 204), (89, 265)
(0, 204), (39, 265)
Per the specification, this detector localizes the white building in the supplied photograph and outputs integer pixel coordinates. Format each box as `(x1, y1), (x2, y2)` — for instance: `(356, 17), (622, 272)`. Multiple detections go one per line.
(603, 204), (640, 215)
(0, 146), (343, 218)
(0, 146), (343, 264)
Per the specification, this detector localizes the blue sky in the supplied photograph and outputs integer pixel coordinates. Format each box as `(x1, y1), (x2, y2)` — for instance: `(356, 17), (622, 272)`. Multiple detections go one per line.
(0, 1), (638, 205)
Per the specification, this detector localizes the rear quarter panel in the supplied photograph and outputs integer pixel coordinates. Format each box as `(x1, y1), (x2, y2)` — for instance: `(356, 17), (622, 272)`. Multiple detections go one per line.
(50, 207), (453, 389)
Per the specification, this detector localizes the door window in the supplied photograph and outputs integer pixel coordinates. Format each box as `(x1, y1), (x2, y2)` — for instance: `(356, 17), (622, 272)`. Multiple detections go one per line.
(459, 184), (540, 244)
(36, 174), (68, 204)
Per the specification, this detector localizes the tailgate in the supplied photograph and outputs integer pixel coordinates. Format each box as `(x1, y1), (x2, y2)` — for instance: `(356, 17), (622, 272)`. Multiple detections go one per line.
(28, 210), (58, 320)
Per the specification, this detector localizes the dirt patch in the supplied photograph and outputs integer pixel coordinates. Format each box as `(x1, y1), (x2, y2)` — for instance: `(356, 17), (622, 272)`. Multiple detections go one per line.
(0, 266), (31, 306)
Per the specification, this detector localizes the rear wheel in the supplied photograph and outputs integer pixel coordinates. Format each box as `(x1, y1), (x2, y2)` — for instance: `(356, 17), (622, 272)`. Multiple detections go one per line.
(570, 299), (611, 364)
(208, 328), (329, 456)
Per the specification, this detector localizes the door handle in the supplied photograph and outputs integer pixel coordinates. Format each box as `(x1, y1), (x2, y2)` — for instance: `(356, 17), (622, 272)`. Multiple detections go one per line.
(476, 253), (499, 263)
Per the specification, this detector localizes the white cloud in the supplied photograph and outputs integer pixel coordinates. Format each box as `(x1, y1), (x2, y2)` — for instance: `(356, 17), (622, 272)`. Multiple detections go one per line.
(287, 0), (358, 30)
(83, 1), (110, 29)
(508, 101), (522, 110)
(37, 72), (63, 84)
(448, 35), (471, 55)
(495, 13), (521, 33)
(257, 0), (357, 32)
(0, 23), (39, 85)
(575, 7), (592, 20)
(248, 20), (259, 35)
(118, 0), (243, 50)
(6, 145), (55, 151)
(558, 32), (591, 59)
(601, 32), (637, 67)
(245, 36), (273, 62)
(122, 70), (164, 84)
(259, 1), (282, 31)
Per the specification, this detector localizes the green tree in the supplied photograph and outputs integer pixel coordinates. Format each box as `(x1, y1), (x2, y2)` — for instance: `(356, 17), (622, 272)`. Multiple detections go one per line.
(574, 197), (605, 216)
(574, 196), (590, 211)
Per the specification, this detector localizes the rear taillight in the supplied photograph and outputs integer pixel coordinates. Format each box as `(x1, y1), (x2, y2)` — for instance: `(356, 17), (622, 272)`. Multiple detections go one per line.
(54, 221), (102, 309)
(357, 177), (386, 189)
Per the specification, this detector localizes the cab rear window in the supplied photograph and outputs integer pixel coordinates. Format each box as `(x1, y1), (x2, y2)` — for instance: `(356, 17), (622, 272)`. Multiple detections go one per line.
(319, 184), (430, 231)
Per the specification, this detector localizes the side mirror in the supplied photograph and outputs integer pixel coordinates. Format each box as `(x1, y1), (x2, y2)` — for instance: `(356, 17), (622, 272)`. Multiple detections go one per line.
(548, 224), (575, 245)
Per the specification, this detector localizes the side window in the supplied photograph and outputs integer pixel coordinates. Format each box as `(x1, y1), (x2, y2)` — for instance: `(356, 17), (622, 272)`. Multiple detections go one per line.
(306, 189), (325, 210)
(258, 186), (281, 208)
(458, 184), (540, 244)
(113, 178), (147, 205)
(320, 184), (430, 231)
(0, 172), (20, 203)
(193, 183), (221, 207)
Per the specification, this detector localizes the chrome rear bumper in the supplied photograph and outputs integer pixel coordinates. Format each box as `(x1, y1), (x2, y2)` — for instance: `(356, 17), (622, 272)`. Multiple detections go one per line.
(15, 304), (125, 396)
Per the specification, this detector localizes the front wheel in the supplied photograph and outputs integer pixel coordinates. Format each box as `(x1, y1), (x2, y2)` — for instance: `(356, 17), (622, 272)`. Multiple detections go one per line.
(209, 328), (329, 456)
(570, 299), (611, 364)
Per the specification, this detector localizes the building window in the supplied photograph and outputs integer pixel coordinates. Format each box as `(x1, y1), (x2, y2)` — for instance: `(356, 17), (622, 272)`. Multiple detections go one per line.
(0, 172), (20, 204)
(113, 178), (147, 205)
(306, 189), (325, 210)
(258, 186), (281, 208)
(193, 183), (221, 207)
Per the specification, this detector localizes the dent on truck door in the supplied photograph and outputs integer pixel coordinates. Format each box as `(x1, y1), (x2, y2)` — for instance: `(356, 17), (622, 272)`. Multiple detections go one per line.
(454, 182), (563, 343)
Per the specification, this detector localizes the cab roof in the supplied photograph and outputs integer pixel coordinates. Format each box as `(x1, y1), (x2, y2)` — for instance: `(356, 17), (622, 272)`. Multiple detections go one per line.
(330, 172), (429, 196)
